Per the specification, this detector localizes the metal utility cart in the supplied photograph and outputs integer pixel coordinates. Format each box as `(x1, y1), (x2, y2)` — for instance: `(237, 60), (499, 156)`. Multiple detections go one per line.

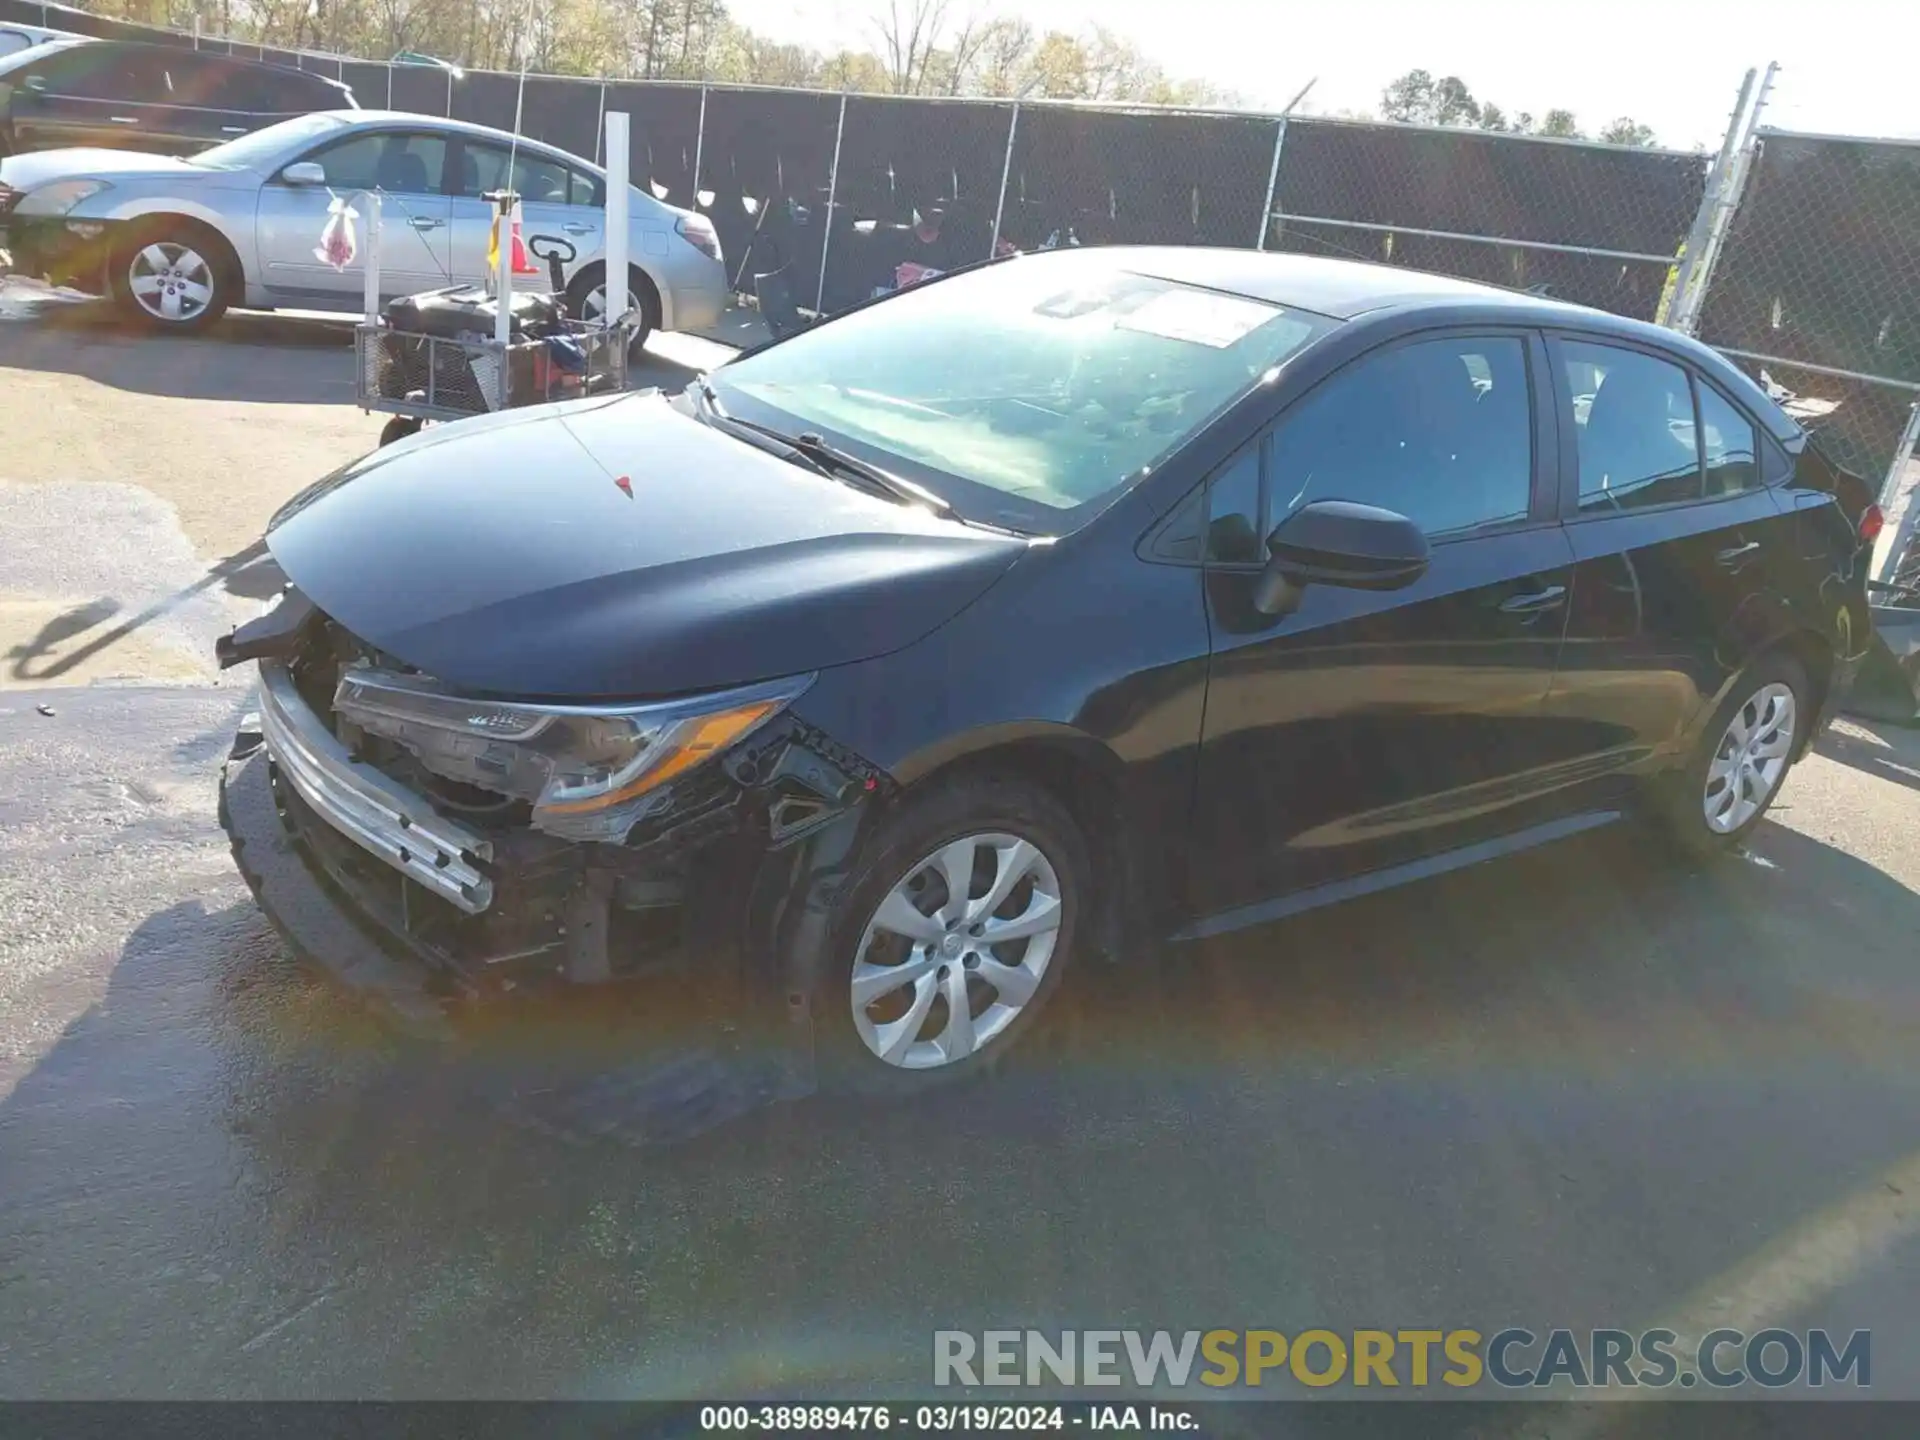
(348, 186), (635, 447)
(354, 306), (631, 447)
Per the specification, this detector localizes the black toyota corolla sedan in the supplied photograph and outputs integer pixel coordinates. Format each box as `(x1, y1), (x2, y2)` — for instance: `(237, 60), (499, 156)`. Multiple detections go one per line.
(219, 246), (1874, 1094)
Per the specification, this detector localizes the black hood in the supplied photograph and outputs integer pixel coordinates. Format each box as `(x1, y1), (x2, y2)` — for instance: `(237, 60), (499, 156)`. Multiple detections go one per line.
(267, 391), (1028, 699)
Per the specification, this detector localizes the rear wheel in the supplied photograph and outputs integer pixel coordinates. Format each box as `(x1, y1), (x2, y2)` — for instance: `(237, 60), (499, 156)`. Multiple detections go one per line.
(816, 776), (1090, 1097)
(378, 416), (423, 447)
(1654, 652), (1807, 857)
(110, 221), (231, 333)
(565, 262), (660, 364)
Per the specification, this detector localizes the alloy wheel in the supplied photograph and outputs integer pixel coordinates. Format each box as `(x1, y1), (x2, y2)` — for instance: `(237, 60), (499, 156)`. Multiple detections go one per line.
(850, 832), (1064, 1070)
(1703, 681), (1796, 834)
(579, 281), (641, 326)
(127, 241), (216, 324)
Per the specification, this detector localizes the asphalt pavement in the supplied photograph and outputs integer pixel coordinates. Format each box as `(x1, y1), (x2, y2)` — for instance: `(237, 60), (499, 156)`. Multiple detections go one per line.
(1, 293), (1918, 1416)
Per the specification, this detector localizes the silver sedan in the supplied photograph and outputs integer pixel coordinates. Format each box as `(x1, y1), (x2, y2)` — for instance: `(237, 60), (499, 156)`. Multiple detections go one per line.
(0, 108), (728, 338)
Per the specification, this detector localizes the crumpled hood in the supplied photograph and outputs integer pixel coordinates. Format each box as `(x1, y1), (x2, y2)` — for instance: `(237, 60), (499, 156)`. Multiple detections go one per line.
(267, 391), (1028, 699)
(0, 147), (206, 189)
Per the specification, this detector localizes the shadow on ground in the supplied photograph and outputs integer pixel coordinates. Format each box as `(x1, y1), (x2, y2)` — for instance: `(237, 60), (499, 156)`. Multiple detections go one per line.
(4, 808), (1920, 1398)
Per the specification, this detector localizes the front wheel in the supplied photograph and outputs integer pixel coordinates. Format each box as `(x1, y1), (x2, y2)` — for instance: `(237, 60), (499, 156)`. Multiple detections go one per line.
(1654, 652), (1807, 857)
(817, 776), (1090, 1097)
(109, 223), (230, 333)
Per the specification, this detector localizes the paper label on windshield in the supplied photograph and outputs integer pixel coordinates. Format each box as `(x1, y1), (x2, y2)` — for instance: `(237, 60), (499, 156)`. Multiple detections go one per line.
(1116, 290), (1277, 348)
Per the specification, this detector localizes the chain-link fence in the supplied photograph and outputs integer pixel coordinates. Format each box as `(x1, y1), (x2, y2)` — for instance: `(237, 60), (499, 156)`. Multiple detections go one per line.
(1687, 129), (1920, 583)
(1267, 117), (1709, 320)
(5, 0), (1918, 574)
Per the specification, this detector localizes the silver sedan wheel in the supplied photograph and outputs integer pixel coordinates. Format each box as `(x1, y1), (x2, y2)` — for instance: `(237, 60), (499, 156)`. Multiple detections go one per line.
(851, 832), (1064, 1071)
(1703, 681), (1796, 833)
(127, 241), (215, 323)
(579, 281), (642, 327)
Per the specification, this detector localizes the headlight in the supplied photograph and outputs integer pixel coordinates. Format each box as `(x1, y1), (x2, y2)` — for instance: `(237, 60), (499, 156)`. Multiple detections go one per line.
(332, 668), (810, 842)
(14, 179), (111, 217)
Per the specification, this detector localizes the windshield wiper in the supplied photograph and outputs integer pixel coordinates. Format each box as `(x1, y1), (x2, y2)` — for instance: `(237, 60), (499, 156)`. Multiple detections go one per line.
(695, 379), (955, 519)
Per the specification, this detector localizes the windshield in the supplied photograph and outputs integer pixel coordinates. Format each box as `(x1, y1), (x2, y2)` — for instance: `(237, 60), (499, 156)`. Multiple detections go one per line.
(189, 111), (352, 169)
(709, 254), (1336, 528)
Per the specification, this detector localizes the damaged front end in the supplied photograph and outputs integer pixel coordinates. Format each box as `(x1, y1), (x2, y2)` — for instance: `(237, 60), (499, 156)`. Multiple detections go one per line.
(217, 588), (892, 1033)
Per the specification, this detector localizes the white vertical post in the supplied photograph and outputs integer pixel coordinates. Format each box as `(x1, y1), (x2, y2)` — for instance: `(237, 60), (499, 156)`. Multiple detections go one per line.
(692, 84), (709, 204)
(494, 199), (514, 348)
(989, 102), (1020, 258)
(1256, 118), (1286, 250)
(815, 93), (847, 315)
(1872, 400), (1920, 585)
(361, 191), (382, 324)
(604, 110), (630, 332)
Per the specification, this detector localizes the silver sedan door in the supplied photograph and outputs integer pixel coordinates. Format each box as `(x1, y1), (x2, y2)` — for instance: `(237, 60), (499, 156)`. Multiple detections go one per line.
(256, 127), (453, 306)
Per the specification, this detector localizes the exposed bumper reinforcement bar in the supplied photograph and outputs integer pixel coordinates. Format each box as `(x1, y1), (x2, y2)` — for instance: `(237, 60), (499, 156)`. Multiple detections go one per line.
(258, 660), (495, 914)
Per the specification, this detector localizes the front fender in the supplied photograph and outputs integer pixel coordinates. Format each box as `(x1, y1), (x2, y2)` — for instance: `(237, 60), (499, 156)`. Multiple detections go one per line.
(90, 191), (251, 263)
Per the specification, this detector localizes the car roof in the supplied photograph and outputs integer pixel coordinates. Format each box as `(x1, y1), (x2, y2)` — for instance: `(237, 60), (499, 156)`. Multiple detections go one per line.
(1058, 244), (1565, 320)
(1006, 246), (1796, 440)
(330, 109), (601, 168)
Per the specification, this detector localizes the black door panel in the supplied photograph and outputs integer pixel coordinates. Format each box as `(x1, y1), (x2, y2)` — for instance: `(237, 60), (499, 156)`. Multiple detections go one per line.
(1196, 524), (1577, 911)
(1188, 329), (1575, 918)
(1538, 336), (1803, 792)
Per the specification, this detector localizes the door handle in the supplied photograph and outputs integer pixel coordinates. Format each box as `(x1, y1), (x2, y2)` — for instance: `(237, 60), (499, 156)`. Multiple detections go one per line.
(221, 125), (247, 134)
(1499, 585), (1567, 614)
(562, 222), (595, 235)
(109, 116), (139, 124)
(409, 217), (444, 231)
(1716, 540), (1762, 568)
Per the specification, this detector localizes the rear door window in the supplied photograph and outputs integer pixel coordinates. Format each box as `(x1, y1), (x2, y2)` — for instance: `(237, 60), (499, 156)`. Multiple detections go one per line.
(457, 141), (594, 205)
(1698, 383), (1761, 497)
(1559, 340), (1702, 513)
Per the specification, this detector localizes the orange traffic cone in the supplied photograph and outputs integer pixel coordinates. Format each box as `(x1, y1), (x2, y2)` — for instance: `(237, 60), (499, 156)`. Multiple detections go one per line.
(487, 203), (542, 278)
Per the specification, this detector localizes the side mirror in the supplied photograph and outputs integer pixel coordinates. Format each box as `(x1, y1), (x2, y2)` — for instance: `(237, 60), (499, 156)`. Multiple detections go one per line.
(22, 74), (47, 94)
(280, 161), (326, 186)
(1253, 500), (1430, 616)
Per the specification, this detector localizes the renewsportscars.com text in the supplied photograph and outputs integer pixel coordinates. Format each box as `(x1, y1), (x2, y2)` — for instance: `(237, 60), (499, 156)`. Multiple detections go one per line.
(933, 1328), (1871, 1390)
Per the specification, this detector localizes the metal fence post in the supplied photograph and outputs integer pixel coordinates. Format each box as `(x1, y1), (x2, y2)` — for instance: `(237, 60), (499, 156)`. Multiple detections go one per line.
(1256, 116), (1287, 250)
(1664, 69), (1752, 331)
(692, 84), (709, 204)
(386, 63), (394, 110)
(1670, 62), (1776, 336)
(1872, 400), (1920, 584)
(815, 93), (847, 316)
(594, 80), (607, 167)
(989, 102), (1020, 258)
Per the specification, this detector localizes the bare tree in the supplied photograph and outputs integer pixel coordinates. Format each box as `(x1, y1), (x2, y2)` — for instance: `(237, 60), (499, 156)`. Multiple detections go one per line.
(876, 0), (949, 95)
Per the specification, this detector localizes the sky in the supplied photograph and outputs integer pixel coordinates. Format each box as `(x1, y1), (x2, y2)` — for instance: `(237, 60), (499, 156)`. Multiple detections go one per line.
(724, 0), (1920, 149)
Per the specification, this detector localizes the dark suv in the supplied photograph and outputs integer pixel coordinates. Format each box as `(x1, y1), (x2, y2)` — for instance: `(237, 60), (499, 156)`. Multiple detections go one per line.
(0, 38), (355, 156)
(218, 248), (1873, 1095)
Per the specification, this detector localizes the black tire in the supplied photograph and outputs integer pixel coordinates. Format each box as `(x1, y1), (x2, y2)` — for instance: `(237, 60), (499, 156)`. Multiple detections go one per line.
(378, 416), (423, 447)
(1652, 651), (1808, 859)
(108, 218), (233, 334)
(564, 261), (661, 359)
(814, 775), (1091, 1099)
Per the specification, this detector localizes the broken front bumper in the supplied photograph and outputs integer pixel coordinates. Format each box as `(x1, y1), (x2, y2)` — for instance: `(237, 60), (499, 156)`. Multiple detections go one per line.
(256, 660), (494, 913)
(219, 653), (890, 1054)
